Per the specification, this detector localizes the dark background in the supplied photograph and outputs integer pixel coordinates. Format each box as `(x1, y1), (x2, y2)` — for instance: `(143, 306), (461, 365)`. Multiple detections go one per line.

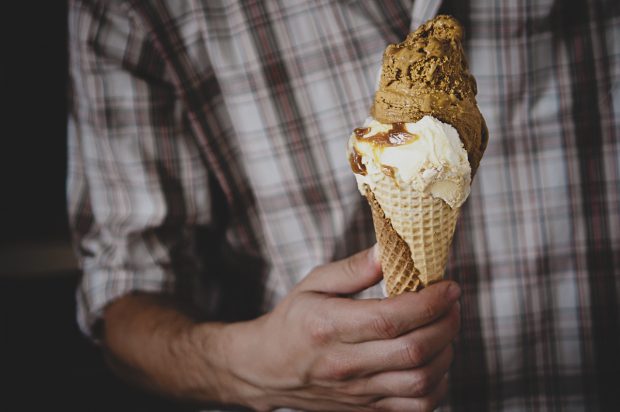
(1, 2), (190, 411)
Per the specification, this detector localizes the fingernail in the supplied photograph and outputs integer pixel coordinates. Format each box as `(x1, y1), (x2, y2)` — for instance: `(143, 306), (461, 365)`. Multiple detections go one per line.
(446, 282), (461, 301)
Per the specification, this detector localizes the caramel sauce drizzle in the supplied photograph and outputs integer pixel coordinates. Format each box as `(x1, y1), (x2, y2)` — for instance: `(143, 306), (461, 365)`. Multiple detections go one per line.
(361, 123), (418, 146)
(354, 127), (370, 137)
(350, 123), (418, 177)
(381, 165), (397, 179)
(348, 147), (367, 176)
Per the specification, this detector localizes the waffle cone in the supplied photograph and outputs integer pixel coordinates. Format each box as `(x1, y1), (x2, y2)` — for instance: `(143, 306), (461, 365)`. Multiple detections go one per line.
(365, 179), (460, 297)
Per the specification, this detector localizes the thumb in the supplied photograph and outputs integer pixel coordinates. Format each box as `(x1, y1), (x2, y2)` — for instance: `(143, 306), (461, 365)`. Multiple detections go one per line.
(298, 244), (382, 295)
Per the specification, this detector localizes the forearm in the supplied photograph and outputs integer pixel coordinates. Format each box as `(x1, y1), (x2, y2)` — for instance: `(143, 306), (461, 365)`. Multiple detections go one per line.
(101, 293), (256, 408)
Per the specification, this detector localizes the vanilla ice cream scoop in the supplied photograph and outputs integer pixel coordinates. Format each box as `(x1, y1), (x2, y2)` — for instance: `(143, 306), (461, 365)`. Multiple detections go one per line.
(348, 115), (471, 209)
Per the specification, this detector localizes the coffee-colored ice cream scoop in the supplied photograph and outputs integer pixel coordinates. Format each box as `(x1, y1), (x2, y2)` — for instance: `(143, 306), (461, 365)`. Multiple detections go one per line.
(371, 15), (488, 175)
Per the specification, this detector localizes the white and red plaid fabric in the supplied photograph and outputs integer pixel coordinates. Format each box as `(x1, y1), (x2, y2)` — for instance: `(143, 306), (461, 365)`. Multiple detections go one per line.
(68, 1), (620, 410)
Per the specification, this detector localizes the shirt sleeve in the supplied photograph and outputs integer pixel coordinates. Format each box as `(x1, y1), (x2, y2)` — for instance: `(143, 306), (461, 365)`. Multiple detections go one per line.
(67, 0), (211, 339)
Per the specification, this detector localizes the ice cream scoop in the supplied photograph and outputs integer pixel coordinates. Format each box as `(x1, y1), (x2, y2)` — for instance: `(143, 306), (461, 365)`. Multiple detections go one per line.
(349, 116), (471, 209)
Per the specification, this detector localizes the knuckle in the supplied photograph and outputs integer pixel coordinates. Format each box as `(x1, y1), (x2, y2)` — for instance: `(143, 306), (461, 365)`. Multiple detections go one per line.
(307, 314), (336, 346)
(371, 311), (399, 339)
(410, 371), (433, 396)
(401, 339), (427, 367)
(329, 362), (355, 381)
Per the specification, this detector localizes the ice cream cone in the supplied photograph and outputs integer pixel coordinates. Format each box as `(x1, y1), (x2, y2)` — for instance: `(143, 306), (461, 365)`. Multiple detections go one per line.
(346, 15), (487, 296)
(365, 175), (459, 296)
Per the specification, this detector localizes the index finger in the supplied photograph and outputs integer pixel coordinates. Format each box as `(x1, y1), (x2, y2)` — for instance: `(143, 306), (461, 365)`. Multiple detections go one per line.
(328, 281), (461, 344)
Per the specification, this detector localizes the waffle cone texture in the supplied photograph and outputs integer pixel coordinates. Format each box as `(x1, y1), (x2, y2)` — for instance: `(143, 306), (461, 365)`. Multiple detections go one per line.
(365, 181), (460, 297)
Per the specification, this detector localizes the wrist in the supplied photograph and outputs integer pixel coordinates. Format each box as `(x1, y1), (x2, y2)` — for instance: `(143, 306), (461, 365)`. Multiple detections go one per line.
(189, 318), (270, 410)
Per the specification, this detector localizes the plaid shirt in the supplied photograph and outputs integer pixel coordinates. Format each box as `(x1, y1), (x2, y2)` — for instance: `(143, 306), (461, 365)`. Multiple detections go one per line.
(68, 0), (620, 410)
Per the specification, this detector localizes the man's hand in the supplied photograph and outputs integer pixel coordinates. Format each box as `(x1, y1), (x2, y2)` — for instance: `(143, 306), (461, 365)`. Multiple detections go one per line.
(212, 246), (461, 411)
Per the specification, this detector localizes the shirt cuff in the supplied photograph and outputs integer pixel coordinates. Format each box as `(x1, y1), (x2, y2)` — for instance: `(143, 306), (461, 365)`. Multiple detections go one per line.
(76, 266), (176, 341)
